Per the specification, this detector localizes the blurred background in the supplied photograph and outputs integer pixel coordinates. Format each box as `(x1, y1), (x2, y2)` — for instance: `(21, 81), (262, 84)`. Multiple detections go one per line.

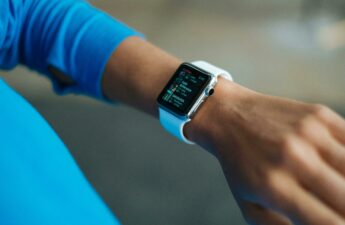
(2, 0), (345, 224)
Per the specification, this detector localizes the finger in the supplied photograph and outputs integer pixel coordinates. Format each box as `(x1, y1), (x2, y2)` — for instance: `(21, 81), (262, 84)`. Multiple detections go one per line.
(320, 138), (345, 176)
(296, 118), (345, 176)
(316, 106), (345, 144)
(272, 178), (345, 225)
(239, 201), (292, 225)
(286, 138), (345, 221)
(316, 131), (345, 177)
(298, 153), (345, 216)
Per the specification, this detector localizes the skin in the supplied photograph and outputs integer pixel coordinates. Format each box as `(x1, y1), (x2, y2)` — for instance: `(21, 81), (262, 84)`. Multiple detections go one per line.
(102, 37), (345, 225)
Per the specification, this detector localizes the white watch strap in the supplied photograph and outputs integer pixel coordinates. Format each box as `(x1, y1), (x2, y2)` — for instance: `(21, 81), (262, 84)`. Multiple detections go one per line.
(192, 61), (233, 81)
(159, 108), (194, 144)
(159, 61), (233, 144)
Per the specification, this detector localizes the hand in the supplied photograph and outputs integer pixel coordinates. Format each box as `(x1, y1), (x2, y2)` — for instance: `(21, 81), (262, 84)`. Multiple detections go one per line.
(186, 79), (345, 225)
(102, 38), (345, 224)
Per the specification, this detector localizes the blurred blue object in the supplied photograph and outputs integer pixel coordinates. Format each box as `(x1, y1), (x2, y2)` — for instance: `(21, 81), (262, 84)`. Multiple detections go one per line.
(0, 79), (120, 225)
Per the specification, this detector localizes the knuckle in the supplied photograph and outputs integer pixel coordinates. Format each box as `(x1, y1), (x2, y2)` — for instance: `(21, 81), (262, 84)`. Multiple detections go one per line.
(312, 104), (331, 118)
(300, 155), (320, 177)
(279, 137), (301, 169)
(261, 171), (289, 206)
(281, 135), (296, 152)
(294, 117), (316, 136)
(280, 135), (320, 176)
(281, 136), (302, 161)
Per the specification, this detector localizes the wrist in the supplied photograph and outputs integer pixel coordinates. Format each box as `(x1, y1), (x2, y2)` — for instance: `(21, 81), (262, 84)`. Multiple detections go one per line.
(184, 78), (258, 156)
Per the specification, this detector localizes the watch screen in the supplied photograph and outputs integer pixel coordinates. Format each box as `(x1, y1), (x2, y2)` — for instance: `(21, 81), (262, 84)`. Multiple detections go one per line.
(157, 63), (211, 116)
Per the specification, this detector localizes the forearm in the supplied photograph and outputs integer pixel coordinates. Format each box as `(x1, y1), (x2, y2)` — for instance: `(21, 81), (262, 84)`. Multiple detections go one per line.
(102, 37), (181, 117)
(102, 37), (256, 146)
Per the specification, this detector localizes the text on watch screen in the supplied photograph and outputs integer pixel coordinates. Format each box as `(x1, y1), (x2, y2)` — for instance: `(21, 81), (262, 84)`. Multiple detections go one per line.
(159, 67), (210, 115)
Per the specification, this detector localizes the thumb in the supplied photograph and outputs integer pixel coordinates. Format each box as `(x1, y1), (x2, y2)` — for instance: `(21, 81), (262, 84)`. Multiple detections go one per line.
(238, 200), (292, 225)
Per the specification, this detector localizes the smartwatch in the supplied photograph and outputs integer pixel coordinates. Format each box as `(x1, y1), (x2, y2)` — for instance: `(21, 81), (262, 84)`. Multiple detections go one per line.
(157, 61), (233, 144)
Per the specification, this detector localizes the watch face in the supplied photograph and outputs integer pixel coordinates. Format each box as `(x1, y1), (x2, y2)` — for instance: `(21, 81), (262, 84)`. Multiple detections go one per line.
(157, 63), (212, 117)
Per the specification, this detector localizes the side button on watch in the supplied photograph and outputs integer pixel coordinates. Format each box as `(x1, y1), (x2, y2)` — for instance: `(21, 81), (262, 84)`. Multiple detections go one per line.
(157, 61), (233, 144)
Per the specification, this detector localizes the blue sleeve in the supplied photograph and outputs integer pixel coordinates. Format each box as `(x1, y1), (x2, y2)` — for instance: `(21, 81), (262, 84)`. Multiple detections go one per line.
(0, 0), (143, 99)
(0, 79), (121, 225)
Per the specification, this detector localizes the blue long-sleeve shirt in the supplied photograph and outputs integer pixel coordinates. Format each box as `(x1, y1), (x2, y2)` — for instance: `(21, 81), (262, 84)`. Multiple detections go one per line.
(0, 0), (142, 224)
(1, 0), (141, 98)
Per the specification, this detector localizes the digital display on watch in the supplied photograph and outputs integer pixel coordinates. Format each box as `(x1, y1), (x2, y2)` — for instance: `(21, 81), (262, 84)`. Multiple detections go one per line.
(157, 63), (211, 116)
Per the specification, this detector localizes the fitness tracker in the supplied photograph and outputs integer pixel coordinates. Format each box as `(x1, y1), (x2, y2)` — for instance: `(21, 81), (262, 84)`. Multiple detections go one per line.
(157, 61), (233, 144)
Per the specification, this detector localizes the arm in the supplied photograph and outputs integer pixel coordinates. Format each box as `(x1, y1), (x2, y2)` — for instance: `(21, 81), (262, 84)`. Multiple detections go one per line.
(103, 37), (345, 225)
(3, 0), (345, 224)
